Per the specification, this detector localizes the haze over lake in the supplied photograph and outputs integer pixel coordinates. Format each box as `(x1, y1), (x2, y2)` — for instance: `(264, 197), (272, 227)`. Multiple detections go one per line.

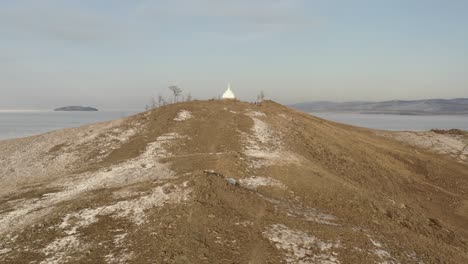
(1, 110), (467, 141)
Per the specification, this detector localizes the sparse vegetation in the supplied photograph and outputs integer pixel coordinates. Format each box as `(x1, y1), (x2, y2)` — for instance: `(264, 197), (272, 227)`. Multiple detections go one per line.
(146, 86), (194, 110)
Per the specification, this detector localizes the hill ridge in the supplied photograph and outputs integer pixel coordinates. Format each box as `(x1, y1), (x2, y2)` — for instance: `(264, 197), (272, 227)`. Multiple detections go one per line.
(1, 100), (468, 263)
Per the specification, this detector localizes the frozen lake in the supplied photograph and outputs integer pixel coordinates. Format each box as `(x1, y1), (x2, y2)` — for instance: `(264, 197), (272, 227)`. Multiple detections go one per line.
(0, 110), (138, 141)
(313, 113), (468, 131)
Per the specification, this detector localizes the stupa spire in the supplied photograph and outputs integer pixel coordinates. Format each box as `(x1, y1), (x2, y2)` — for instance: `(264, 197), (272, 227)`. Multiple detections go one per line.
(222, 83), (236, 99)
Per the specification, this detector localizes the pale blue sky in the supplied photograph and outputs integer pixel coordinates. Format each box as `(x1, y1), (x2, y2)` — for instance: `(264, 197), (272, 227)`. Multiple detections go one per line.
(1, 0), (467, 110)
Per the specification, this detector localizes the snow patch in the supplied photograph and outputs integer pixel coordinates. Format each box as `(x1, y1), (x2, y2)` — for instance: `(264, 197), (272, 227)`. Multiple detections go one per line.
(38, 183), (190, 264)
(279, 113), (291, 120)
(270, 197), (338, 226)
(247, 116), (275, 145)
(367, 236), (401, 264)
(0, 248), (11, 255)
(248, 111), (266, 117)
(370, 238), (382, 248)
(407, 252), (425, 264)
(285, 206), (338, 226)
(0, 133), (180, 236)
(243, 111), (302, 169)
(234, 221), (253, 227)
(239, 176), (286, 190)
(104, 233), (133, 264)
(0, 117), (143, 198)
(264, 224), (341, 264)
(386, 131), (468, 163)
(40, 235), (81, 264)
(59, 184), (191, 234)
(174, 110), (192, 121)
(113, 233), (128, 245)
(105, 252), (134, 264)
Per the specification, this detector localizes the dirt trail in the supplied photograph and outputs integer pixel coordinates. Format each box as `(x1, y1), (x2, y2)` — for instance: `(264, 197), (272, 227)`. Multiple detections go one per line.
(1, 100), (468, 263)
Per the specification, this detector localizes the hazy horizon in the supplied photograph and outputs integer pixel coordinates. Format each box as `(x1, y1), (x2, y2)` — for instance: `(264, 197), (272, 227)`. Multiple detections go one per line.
(0, 97), (467, 112)
(1, 0), (467, 110)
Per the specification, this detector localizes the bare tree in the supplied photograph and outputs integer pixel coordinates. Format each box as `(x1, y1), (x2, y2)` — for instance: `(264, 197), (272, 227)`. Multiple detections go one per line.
(150, 97), (157, 109)
(169, 85), (182, 103)
(186, 92), (192, 101)
(257, 91), (266, 102)
(157, 94), (164, 107)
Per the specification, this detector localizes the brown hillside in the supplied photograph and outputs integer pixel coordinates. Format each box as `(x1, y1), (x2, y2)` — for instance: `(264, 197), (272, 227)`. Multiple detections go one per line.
(1, 100), (468, 263)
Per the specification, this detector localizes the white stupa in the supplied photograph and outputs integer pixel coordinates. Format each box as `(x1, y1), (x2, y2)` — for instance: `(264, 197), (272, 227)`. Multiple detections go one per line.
(222, 83), (236, 99)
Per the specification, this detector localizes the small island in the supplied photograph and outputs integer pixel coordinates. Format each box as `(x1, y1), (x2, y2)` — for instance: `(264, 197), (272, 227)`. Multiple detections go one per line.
(54, 106), (98, 112)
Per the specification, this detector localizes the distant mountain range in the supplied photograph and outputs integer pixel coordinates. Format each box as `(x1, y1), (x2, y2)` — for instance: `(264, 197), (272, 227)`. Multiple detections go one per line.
(291, 98), (468, 115)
